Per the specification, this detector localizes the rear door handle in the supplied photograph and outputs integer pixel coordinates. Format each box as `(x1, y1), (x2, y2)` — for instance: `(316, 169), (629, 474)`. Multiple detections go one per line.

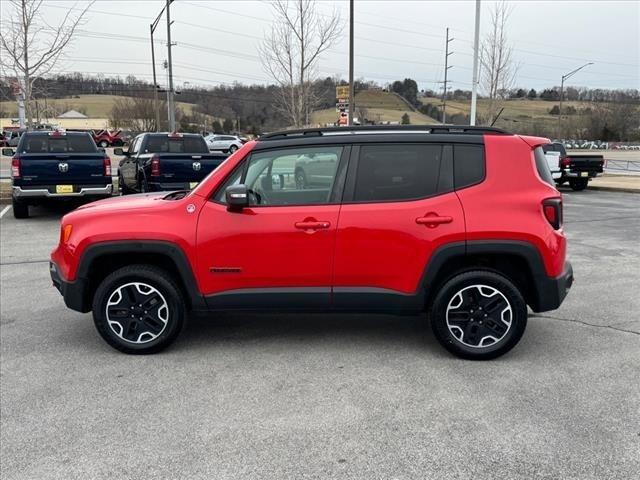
(295, 220), (331, 230)
(416, 213), (453, 227)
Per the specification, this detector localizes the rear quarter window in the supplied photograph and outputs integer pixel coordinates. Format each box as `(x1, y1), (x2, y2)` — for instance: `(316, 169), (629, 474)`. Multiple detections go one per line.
(534, 146), (556, 186)
(454, 144), (485, 189)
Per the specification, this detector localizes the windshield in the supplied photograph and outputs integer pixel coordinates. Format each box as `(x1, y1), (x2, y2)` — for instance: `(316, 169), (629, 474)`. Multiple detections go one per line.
(144, 135), (208, 154)
(20, 134), (98, 154)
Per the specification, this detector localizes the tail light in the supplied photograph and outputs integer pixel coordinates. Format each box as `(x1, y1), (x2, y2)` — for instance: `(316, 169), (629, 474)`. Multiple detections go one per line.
(151, 155), (161, 176)
(560, 156), (571, 168)
(11, 156), (20, 178)
(543, 198), (563, 230)
(103, 156), (112, 176)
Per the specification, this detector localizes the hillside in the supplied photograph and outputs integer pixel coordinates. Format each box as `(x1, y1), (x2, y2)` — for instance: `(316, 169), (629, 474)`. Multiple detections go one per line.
(312, 90), (437, 125)
(0, 94), (201, 119)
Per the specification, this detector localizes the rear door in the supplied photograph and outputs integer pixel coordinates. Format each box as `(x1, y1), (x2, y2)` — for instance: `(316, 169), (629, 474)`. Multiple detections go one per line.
(17, 133), (106, 187)
(332, 143), (465, 308)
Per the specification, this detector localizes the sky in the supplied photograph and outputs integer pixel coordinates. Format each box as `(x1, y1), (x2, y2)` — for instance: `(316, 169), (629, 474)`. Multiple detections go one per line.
(1, 0), (639, 93)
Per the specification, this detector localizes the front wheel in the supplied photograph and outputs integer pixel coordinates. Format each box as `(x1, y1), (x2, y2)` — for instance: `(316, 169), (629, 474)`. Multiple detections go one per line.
(99, 140), (109, 148)
(429, 270), (528, 360)
(92, 265), (186, 354)
(229, 144), (238, 153)
(569, 178), (588, 191)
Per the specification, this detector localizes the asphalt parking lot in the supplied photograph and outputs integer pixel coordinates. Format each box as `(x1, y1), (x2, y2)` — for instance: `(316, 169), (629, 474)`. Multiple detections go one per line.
(1, 189), (638, 480)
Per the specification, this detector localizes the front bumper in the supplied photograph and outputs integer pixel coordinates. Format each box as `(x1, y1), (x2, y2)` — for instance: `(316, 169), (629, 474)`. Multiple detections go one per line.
(14, 184), (113, 199)
(50, 262), (90, 313)
(532, 261), (574, 312)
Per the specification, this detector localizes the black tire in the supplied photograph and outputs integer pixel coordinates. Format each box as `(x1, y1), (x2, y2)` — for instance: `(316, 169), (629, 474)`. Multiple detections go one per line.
(569, 178), (588, 191)
(295, 169), (307, 189)
(429, 270), (527, 360)
(118, 173), (132, 195)
(92, 265), (186, 354)
(99, 140), (109, 148)
(12, 198), (29, 219)
(229, 144), (238, 153)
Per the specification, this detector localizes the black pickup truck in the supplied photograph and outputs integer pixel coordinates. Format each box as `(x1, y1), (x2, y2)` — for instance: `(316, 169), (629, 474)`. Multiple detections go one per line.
(3, 130), (113, 219)
(543, 142), (605, 191)
(115, 133), (227, 194)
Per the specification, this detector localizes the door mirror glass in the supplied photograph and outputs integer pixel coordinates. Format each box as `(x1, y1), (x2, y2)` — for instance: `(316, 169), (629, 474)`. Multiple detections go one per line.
(2, 148), (14, 156)
(225, 184), (249, 210)
(113, 147), (125, 156)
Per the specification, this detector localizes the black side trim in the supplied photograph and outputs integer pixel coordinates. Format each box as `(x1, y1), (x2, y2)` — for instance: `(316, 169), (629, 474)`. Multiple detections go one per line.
(76, 240), (206, 312)
(50, 261), (88, 313)
(332, 287), (423, 314)
(465, 240), (571, 312)
(206, 287), (330, 310)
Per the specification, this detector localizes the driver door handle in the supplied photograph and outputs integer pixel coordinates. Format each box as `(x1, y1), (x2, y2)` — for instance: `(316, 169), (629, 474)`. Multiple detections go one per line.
(416, 213), (453, 227)
(295, 220), (331, 230)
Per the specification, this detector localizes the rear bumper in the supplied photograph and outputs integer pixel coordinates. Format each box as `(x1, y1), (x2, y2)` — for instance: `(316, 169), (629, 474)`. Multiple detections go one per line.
(532, 261), (574, 312)
(50, 261), (90, 313)
(13, 184), (113, 199)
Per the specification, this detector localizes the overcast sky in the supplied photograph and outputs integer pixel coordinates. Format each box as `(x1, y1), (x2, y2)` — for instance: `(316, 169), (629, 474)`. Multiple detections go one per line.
(4, 0), (639, 93)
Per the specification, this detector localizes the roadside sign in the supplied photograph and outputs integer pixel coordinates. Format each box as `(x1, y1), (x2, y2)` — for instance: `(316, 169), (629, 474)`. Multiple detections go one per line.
(336, 102), (349, 111)
(336, 85), (349, 99)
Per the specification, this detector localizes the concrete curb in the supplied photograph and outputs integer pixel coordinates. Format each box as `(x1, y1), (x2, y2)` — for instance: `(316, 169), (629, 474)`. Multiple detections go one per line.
(588, 186), (640, 194)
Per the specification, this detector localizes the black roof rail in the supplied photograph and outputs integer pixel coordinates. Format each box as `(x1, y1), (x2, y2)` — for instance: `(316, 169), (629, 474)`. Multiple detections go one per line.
(259, 125), (510, 140)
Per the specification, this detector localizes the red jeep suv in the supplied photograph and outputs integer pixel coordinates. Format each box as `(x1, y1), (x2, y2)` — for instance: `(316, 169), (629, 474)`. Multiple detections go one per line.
(50, 126), (573, 359)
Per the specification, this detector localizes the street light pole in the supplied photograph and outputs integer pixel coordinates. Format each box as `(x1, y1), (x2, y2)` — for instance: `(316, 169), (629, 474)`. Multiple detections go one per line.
(470, 0), (481, 126)
(558, 62), (593, 137)
(348, 0), (354, 126)
(165, 0), (176, 132)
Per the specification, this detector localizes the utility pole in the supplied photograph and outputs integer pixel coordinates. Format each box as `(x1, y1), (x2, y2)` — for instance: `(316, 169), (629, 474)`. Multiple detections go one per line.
(470, 0), (481, 125)
(165, 0), (176, 132)
(441, 27), (454, 124)
(558, 62), (593, 137)
(150, 4), (167, 131)
(348, 0), (355, 126)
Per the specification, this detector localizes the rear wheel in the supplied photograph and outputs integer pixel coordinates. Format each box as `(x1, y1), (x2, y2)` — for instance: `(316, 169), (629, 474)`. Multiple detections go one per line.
(569, 178), (588, 191)
(92, 265), (185, 354)
(295, 169), (307, 189)
(99, 140), (109, 148)
(429, 270), (527, 360)
(12, 198), (29, 219)
(229, 144), (238, 153)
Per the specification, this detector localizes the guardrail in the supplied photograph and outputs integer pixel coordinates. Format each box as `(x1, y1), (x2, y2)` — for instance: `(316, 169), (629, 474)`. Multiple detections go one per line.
(605, 160), (640, 173)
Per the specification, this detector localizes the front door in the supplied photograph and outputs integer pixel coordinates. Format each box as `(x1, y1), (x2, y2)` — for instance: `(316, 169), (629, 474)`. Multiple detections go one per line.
(332, 143), (466, 309)
(196, 144), (348, 309)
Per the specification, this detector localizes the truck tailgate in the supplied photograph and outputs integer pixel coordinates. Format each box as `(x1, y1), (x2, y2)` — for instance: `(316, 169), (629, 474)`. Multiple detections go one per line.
(157, 154), (226, 183)
(567, 155), (605, 173)
(18, 153), (108, 185)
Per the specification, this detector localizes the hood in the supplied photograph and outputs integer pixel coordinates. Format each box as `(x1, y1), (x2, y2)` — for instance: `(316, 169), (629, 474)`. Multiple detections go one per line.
(74, 192), (171, 213)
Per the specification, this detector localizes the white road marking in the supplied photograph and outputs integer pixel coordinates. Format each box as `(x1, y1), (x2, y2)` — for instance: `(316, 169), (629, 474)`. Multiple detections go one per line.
(0, 205), (11, 218)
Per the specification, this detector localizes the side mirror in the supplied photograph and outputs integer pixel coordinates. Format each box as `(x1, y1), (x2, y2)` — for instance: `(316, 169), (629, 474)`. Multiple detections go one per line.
(113, 147), (125, 156)
(2, 148), (14, 156)
(225, 184), (249, 210)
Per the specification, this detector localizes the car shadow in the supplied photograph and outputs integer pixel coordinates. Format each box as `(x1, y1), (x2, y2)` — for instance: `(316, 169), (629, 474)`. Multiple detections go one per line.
(176, 312), (446, 356)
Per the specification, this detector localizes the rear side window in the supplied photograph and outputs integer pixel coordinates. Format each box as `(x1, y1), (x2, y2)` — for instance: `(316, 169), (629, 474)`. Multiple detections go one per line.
(534, 146), (555, 186)
(354, 144), (447, 202)
(145, 135), (208, 154)
(454, 145), (485, 189)
(20, 134), (97, 153)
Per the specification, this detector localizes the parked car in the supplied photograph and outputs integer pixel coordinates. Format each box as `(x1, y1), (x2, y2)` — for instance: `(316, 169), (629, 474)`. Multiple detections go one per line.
(204, 134), (244, 153)
(4, 130), (113, 219)
(50, 125), (573, 359)
(6, 129), (26, 147)
(115, 132), (228, 194)
(543, 142), (604, 190)
(92, 129), (128, 148)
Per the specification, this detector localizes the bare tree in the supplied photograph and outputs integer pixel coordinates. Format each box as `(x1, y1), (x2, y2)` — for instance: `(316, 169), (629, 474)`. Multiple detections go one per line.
(480, 1), (518, 123)
(260, 0), (342, 127)
(0, 0), (93, 127)
(110, 97), (165, 133)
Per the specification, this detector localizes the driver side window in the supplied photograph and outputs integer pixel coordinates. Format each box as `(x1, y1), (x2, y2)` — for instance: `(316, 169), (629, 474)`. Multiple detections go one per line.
(215, 146), (343, 206)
